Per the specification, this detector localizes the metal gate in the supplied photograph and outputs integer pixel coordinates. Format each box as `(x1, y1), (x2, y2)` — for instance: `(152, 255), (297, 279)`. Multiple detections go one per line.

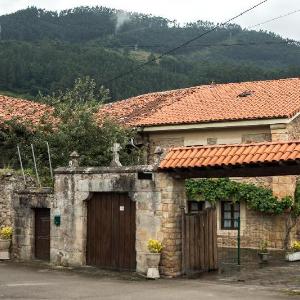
(86, 193), (136, 271)
(34, 208), (50, 261)
(182, 208), (218, 274)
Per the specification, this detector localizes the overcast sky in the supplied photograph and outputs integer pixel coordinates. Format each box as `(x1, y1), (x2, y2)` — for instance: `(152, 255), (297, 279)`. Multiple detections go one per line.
(0, 0), (299, 41)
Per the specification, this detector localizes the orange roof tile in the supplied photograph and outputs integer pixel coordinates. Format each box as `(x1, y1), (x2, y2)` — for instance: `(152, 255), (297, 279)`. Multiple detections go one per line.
(98, 78), (300, 127)
(0, 95), (54, 126)
(159, 140), (300, 170)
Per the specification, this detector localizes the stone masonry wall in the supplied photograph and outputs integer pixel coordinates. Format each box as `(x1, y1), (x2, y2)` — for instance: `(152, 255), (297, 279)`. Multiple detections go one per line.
(12, 190), (54, 260)
(53, 166), (186, 277)
(0, 172), (27, 227)
(217, 206), (299, 250)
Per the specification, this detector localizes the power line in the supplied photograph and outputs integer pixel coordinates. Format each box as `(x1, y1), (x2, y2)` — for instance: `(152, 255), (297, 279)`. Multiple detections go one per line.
(248, 8), (300, 29)
(102, 0), (269, 85)
(108, 41), (297, 49)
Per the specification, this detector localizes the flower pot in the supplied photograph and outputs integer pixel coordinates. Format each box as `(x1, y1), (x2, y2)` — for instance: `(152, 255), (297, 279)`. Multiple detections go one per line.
(258, 252), (269, 263)
(146, 253), (161, 279)
(286, 251), (300, 262)
(0, 239), (11, 260)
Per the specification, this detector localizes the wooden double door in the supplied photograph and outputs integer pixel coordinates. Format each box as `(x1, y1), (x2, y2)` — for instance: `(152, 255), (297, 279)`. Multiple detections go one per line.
(86, 193), (136, 271)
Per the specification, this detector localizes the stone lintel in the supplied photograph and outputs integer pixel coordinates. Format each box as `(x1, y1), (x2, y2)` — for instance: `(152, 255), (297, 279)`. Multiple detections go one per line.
(270, 123), (288, 130)
(55, 165), (155, 175)
(17, 188), (53, 195)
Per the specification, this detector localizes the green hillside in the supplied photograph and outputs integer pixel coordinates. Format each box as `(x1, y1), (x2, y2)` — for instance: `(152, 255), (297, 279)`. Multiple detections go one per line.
(0, 6), (299, 101)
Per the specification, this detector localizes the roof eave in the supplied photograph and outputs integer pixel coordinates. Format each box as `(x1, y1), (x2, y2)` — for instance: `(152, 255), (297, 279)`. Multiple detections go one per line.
(139, 116), (296, 133)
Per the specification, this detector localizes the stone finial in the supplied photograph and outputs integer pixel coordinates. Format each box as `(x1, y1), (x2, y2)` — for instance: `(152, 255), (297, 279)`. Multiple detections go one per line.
(154, 146), (164, 165)
(69, 151), (80, 167)
(110, 143), (122, 167)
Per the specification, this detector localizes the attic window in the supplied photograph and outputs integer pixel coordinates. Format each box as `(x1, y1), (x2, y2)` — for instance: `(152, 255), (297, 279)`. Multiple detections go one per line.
(238, 90), (254, 98)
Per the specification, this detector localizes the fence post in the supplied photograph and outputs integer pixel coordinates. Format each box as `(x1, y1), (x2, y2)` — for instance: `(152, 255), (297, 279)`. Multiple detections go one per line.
(237, 216), (241, 265)
(180, 206), (186, 275)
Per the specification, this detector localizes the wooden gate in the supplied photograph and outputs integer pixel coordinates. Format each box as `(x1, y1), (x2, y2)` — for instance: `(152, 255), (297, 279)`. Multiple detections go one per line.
(35, 208), (50, 261)
(86, 193), (136, 271)
(182, 208), (218, 274)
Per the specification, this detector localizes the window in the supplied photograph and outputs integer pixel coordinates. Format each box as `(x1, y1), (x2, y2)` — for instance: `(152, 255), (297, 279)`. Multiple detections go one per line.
(188, 201), (204, 214)
(221, 201), (240, 230)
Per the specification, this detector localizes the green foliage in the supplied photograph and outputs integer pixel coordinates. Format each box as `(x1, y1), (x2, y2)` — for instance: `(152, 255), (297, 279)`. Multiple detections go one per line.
(186, 178), (293, 215)
(292, 179), (300, 217)
(0, 7), (299, 101)
(0, 77), (142, 184)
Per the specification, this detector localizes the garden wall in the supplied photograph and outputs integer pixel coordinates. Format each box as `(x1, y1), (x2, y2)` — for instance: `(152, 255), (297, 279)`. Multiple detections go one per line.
(0, 171), (28, 227)
(53, 166), (186, 276)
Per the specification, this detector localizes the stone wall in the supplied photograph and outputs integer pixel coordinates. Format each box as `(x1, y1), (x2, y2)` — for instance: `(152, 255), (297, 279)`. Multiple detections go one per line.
(217, 204), (299, 250)
(53, 166), (186, 277)
(0, 172), (27, 227)
(12, 190), (54, 260)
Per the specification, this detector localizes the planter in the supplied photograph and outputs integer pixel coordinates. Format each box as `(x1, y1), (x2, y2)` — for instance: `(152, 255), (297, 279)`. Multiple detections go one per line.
(258, 252), (269, 263)
(0, 239), (11, 260)
(286, 251), (300, 262)
(146, 253), (161, 279)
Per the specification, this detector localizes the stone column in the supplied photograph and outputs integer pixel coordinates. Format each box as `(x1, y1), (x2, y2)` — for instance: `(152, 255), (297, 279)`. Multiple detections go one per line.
(155, 173), (186, 277)
(270, 124), (296, 197)
(270, 124), (289, 142)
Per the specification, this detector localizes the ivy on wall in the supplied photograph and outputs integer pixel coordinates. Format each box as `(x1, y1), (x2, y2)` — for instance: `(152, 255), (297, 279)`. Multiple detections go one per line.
(185, 178), (293, 215)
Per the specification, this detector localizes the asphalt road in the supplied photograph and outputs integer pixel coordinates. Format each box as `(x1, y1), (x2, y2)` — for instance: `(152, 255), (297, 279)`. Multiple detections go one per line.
(0, 261), (294, 300)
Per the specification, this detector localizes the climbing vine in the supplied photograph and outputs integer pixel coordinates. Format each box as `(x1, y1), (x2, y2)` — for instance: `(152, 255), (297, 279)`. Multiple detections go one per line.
(185, 178), (293, 215)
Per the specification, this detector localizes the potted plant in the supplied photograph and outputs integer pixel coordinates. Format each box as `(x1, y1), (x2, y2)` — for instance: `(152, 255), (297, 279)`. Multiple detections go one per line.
(286, 241), (300, 262)
(0, 226), (13, 260)
(258, 240), (269, 263)
(146, 239), (163, 279)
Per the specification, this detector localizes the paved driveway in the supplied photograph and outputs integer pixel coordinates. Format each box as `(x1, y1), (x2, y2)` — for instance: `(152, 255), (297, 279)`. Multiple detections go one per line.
(0, 261), (297, 300)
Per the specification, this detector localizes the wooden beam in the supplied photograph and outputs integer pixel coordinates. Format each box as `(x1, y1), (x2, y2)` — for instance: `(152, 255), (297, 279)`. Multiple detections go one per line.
(162, 163), (300, 179)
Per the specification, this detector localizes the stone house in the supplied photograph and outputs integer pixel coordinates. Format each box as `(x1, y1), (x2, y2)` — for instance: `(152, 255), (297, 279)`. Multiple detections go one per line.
(98, 77), (300, 249)
(1, 77), (300, 276)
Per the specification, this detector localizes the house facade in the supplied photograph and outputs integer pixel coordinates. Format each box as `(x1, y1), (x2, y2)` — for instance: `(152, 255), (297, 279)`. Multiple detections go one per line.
(99, 77), (300, 249)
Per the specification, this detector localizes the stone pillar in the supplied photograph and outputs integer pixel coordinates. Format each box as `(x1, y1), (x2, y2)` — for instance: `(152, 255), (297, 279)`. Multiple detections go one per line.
(126, 170), (186, 277)
(270, 124), (296, 197)
(51, 173), (88, 267)
(155, 173), (186, 277)
(270, 124), (289, 142)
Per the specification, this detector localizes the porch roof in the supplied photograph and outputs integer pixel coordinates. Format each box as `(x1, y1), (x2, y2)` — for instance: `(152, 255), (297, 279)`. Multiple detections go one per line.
(158, 140), (300, 178)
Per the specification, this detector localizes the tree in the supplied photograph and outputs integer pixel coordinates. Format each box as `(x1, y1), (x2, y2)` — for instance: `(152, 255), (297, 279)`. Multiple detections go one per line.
(0, 77), (142, 184)
(284, 180), (300, 250)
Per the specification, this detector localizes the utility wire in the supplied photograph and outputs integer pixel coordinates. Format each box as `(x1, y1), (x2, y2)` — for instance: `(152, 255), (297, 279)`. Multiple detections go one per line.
(102, 0), (269, 85)
(108, 41), (297, 49)
(248, 8), (300, 29)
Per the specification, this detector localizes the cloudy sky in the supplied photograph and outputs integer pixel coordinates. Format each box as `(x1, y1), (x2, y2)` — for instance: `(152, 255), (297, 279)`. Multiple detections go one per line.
(0, 0), (299, 40)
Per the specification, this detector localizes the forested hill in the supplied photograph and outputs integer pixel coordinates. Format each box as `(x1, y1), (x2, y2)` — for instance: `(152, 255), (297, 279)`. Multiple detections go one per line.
(0, 6), (300, 101)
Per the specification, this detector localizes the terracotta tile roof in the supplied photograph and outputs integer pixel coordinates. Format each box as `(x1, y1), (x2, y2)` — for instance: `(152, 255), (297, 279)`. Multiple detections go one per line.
(98, 78), (300, 127)
(159, 140), (300, 170)
(0, 95), (54, 126)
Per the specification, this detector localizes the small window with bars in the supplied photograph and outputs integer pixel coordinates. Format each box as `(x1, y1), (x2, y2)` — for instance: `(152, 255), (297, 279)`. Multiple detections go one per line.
(221, 201), (240, 230)
(188, 201), (204, 214)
